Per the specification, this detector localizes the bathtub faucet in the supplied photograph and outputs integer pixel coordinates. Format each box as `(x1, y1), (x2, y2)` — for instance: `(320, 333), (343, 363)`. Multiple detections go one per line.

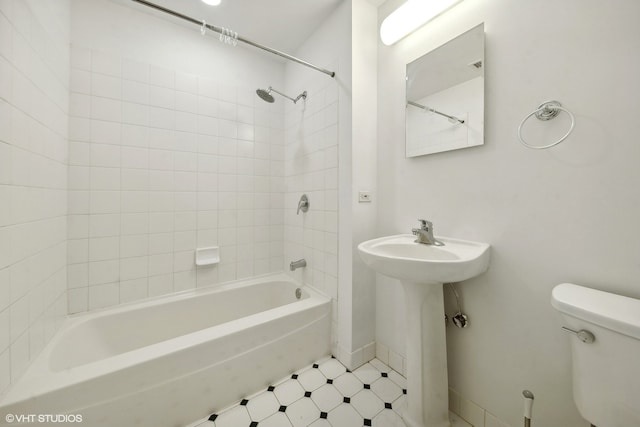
(290, 259), (307, 271)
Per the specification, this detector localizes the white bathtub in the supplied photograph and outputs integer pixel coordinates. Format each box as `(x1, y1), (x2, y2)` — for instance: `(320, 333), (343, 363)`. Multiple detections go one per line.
(0, 273), (331, 426)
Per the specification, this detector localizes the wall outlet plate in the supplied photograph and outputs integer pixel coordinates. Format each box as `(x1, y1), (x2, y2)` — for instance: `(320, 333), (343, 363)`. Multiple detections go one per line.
(359, 191), (372, 202)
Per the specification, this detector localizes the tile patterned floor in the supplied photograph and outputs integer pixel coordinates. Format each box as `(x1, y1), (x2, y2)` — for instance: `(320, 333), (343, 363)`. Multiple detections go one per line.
(186, 356), (472, 427)
(186, 356), (408, 427)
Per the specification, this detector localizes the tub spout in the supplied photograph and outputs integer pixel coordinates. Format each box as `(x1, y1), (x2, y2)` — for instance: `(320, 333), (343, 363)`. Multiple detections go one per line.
(290, 259), (306, 271)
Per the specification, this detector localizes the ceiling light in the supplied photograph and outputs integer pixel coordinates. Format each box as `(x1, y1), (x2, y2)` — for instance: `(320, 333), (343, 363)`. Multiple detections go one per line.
(380, 0), (463, 46)
(201, 0), (221, 6)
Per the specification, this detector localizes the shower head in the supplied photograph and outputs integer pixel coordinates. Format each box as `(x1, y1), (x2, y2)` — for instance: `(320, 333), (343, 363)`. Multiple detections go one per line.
(256, 86), (307, 104)
(256, 88), (275, 103)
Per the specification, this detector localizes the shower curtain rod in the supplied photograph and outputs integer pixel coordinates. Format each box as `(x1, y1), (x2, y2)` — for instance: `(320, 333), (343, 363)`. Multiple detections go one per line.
(130, 0), (336, 78)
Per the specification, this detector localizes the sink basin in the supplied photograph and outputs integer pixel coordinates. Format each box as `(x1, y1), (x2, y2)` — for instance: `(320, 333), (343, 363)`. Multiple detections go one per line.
(358, 234), (490, 284)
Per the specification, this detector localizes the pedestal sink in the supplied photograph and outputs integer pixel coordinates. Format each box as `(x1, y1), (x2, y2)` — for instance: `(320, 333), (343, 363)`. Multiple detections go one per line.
(358, 234), (490, 427)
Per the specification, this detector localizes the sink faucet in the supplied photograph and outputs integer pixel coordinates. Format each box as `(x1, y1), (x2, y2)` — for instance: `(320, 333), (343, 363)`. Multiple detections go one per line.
(412, 219), (444, 246)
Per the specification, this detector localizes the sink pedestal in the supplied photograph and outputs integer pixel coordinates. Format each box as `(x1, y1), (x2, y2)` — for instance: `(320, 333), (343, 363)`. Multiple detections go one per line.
(402, 281), (450, 427)
(357, 234), (490, 427)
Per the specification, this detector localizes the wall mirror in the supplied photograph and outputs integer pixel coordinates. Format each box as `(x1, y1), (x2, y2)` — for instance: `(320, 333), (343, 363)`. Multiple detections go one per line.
(406, 23), (485, 157)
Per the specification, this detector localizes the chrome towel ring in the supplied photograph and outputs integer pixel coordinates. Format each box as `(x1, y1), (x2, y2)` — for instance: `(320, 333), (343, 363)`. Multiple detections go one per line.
(517, 100), (575, 149)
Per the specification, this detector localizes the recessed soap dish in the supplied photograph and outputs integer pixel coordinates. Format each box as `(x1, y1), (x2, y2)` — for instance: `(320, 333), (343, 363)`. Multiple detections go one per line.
(195, 246), (220, 266)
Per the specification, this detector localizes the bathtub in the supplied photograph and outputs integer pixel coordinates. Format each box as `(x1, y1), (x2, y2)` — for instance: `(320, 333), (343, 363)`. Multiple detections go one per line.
(0, 273), (331, 426)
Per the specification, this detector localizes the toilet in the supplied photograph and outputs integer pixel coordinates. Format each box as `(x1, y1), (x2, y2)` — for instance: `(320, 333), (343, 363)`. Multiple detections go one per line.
(551, 283), (640, 427)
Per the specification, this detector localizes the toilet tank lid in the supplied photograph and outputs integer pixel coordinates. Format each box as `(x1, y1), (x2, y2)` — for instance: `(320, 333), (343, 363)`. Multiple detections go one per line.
(551, 283), (640, 341)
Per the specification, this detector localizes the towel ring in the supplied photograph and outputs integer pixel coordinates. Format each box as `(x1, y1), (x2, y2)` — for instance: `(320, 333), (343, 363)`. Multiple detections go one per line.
(517, 101), (575, 150)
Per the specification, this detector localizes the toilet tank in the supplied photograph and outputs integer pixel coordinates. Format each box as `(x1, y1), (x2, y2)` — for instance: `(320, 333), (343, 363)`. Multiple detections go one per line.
(551, 283), (640, 427)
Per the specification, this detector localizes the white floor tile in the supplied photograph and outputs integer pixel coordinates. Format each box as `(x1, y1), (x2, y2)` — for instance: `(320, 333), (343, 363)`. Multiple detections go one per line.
(246, 391), (280, 421)
(286, 397), (320, 427)
(351, 389), (385, 419)
(387, 369), (407, 390)
(308, 419), (331, 427)
(374, 408), (406, 426)
(371, 377), (403, 403)
(369, 358), (392, 373)
(327, 403), (364, 427)
(353, 362), (384, 384)
(213, 406), (250, 427)
(259, 412), (293, 427)
(273, 378), (305, 405)
(309, 384), (343, 412)
(184, 356), (410, 427)
(297, 367), (327, 391)
(318, 357), (346, 379)
(333, 371), (364, 397)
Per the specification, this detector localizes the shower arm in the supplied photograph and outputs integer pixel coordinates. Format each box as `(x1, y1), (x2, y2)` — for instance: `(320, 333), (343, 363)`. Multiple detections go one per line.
(407, 100), (465, 124)
(130, 0), (336, 78)
(270, 87), (307, 104)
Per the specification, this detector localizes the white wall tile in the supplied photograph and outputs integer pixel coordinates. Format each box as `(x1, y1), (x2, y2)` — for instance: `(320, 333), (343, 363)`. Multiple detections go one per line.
(119, 278), (148, 303)
(66, 16), (288, 319)
(88, 282), (119, 310)
(122, 59), (148, 83)
(92, 73), (121, 99)
(91, 143), (121, 168)
(92, 51), (121, 77)
(4, 0), (69, 390)
(88, 260), (119, 285)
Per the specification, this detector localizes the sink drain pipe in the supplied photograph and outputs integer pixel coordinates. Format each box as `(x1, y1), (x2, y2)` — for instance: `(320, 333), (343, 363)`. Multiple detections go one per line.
(523, 390), (534, 427)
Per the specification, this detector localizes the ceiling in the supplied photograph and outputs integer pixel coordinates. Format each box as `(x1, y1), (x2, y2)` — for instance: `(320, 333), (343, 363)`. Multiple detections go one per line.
(119, 0), (346, 53)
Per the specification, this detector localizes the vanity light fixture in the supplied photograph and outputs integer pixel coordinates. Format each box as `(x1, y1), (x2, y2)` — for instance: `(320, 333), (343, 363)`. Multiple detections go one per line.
(380, 0), (463, 45)
(201, 0), (221, 6)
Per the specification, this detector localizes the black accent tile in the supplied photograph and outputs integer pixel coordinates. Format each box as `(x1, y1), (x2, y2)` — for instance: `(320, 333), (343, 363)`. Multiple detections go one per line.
(364, 419), (372, 426)
(346, 368), (352, 373)
(381, 372), (388, 378)
(364, 383), (371, 389)
(249, 422), (258, 427)
(385, 402), (393, 409)
(279, 405), (287, 412)
(403, 388), (407, 394)
(331, 355), (336, 359)
(343, 396), (351, 404)
(320, 412), (328, 419)
(313, 363), (319, 368)
(304, 391), (312, 398)
(240, 399), (249, 406)
(208, 414), (218, 422)
(326, 378), (333, 384)
(267, 386), (275, 392)
(291, 374), (299, 379)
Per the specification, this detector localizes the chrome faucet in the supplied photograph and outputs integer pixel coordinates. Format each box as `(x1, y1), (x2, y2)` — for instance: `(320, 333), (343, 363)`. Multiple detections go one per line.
(412, 219), (444, 246)
(290, 259), (307, 271)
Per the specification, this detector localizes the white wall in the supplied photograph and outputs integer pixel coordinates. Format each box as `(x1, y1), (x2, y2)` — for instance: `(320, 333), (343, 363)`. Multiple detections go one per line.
(0, 0), (69, 393)
(67, 0), (287, 312)
(349, 0), (378, 362)
(284, 0), (348, 361)
(376, 0), (640, 426)
(284, 0), (379, 369)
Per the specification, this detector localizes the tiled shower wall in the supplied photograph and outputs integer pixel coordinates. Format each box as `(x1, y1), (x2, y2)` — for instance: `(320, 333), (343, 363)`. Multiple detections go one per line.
(67, 46), (286, 313)
(0, 1), (69, 393)
(283, 75), (339, 350)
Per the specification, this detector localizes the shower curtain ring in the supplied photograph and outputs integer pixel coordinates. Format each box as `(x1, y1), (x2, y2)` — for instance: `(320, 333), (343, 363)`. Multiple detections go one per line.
(200, 20), (207, 36)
